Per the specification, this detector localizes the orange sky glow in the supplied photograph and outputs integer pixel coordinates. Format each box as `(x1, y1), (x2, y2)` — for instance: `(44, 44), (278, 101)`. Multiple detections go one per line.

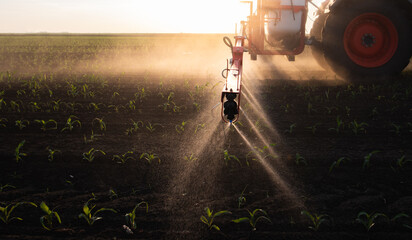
(0, 0), (322, 33)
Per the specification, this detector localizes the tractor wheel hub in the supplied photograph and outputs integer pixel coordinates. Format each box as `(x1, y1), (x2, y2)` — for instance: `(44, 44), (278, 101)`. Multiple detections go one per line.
(361, 33), (376, 48)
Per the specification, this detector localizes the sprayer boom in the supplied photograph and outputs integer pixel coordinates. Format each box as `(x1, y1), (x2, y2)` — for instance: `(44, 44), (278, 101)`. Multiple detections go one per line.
(221, 36), (245, 123)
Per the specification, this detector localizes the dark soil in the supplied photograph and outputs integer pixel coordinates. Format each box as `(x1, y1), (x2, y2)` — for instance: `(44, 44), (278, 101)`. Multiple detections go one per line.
(0, 35), (412, 240)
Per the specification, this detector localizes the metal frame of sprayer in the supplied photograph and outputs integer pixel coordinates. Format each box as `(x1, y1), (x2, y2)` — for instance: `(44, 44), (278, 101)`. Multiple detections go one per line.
(221, 0), (309, 123)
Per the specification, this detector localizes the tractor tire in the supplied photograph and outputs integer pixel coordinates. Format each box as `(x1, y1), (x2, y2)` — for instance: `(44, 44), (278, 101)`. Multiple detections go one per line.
(322, 0), (412, 80)
(310, 13), (329, 70)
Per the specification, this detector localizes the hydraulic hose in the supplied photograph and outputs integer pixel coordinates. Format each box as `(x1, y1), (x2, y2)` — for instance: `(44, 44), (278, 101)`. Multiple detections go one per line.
(223, 36), (233, 53)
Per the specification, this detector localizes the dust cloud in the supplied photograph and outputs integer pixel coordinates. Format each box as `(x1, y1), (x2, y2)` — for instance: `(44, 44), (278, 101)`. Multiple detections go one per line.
(67, 34), (335, 82)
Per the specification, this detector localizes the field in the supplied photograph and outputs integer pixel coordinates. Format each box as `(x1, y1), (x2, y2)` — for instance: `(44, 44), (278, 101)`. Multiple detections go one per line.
(0, 34), (412, 240)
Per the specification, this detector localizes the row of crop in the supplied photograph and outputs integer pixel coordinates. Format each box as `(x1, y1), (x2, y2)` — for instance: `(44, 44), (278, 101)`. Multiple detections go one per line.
(0, 117), (205, 138)
(202, 207), (412, 234)
(7, 137), (411, 175)
(0, 98), (189, 114)
(11, 139), (159, 164)
(270, 80), (412, 102)
(1, 198), (148, 234)
(279, 117), (412, 136)
(2, 199), (411, 235)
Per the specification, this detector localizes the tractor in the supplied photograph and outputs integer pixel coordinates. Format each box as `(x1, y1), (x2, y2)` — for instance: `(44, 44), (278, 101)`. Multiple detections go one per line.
(220, 0), (412, 122)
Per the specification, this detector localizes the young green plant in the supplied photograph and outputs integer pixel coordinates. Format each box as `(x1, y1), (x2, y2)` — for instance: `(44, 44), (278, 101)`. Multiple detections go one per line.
(112, 151), (135, 164)
(301, 210), (330, 231)
(232, 208), (272, 231)
(61, 115), (81, 132)
(125, 201), (149, 230)
(200, 207), (231, 231)
(355, 211), (387, 232)
(0, 202), (37, 224)
(39, 201), (61, 230)
(34, 119), (58, 132)
(223, 150), (241, 166)
(15, 140), (27, 162)
(83, 148), (106, 162)
(140, 152), (160, 164)
(78, 198), (117, 225)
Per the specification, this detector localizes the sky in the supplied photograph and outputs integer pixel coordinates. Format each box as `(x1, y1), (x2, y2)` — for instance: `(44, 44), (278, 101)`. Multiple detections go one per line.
(0, 0), (322, 33)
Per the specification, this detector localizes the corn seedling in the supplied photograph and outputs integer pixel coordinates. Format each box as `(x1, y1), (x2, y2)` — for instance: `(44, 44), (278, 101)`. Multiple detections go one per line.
(284, 123), (296, 134)
(10, 100), (20, 112)
(0, 202), (37, 224)
(140, 152), (160, 164)
(350, 120), (368, 135)
(127, 100), (136, 111)
(306, 123), (321, 135)
(145, 122), (162, 133)
(78, 198), (117, 225)
(223, 150), (241, 166)
(66, 83), (78, 97)
(51, 99), (61, 111)
(390, 123), (401, 135)
(200, 207), (231, 231)
(232, 208), (272, 231)
(47, 147), (61, 162)
(111, 91), (119, 99)
(355, 211), (387, 232)
(15, 140), (27, 162)
(329, 157), (349, 174)
(0, 184), (15, 192)
(328, 116), (344, 134)
(15, 119), (29, 130)
(39, 201), (61, 231)
(63, 101), (82, 112)
(108, 189), (118, 200)
(363, 150), (380, 170)
(83, 148), (106, 162)
(391, 213), (412, 230)
(125, 201), (149, 230)
(238, 185), (248, 209)
(193, 102), (201, 112)
(246, 144), (277, 166)
(324, 106), (337, 114)
(301, 210), (330, 231)
(391, 155), (412, 172)
(280, 104), (290, 113)
(125, 120), (143, 135)
(92, 117), (106, 132)
(61, 115), (81, 132)
(295, 153), (307, 166)
(0, 118), (7, 128)
(108, 104), (124, 113)
(16, 90), (26, 97)
(194, 123), (205, 134)
(112, 151), (135, 164)
(88, 102), (104, 112)
(83, 130), (101, 144)
(34, 119), (57, 131)
(184, 154), (198, 162)
(29, 101), (41, 112)
(134, 88), (147, 102)
(175, 121), (187, 134)
(0, 98), (6, 110)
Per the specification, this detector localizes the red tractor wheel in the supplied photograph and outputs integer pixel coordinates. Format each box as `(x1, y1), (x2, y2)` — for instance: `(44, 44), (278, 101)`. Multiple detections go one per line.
(322, 0), (412, 80)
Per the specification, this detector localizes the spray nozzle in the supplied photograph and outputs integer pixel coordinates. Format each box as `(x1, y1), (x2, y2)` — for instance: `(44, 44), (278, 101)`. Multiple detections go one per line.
(224, 93), (239, 122)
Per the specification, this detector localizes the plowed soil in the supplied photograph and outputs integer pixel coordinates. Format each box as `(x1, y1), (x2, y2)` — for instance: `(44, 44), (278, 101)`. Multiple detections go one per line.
(0, 34), (411, 240)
